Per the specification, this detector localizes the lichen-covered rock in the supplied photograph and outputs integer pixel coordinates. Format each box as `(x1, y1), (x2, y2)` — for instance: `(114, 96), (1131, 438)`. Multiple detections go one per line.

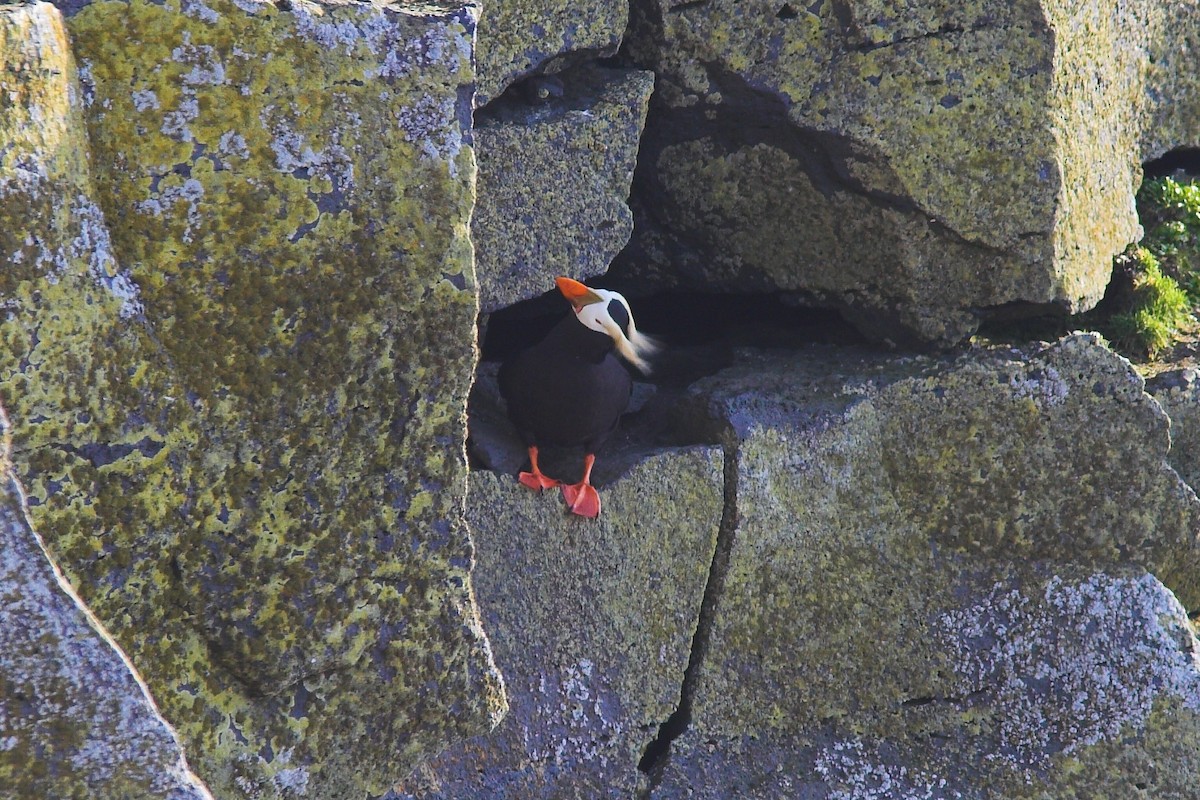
(474, 65), (654, 313)
(657, 569), (1200, 799)
(617, 0), (1200, 345)
(0, 403), (213, 800)
(649, 334), (1200, 796)
(474, 0), (626, 107)
(394, 447), (723, 799)
(0, 1), (504, 796)
(1147, 367), (1200, 492)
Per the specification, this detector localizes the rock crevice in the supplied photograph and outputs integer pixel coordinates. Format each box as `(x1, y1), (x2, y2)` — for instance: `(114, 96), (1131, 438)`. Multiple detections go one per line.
(637, 436), (742, 790)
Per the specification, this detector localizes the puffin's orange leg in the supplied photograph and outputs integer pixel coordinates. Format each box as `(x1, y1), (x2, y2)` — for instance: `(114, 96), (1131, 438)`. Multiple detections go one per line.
(519, 446), (560, 491)
(562, 453), (601, 518)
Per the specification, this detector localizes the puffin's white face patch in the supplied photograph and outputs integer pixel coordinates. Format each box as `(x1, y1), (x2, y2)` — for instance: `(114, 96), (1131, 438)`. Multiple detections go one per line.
(572, 287), (658, 373)
(574, 290), (620, 335)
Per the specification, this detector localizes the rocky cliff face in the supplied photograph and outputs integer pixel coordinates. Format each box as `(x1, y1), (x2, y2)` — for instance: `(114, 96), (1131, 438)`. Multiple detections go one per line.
(1, 1), (502, 797)
(611, 0), (1200, 345)
(400, 335), (1200, 798)
(4, 0), (1200, 798)
(655, 335), (1200, 797)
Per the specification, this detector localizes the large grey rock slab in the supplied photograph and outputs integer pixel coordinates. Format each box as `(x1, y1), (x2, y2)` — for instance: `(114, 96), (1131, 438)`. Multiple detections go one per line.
(649, 334), (1200, 796)
(617, 0), (1200, 345)
(656, 567), (1200, 799)
(1, 2), (503, 796)
(474, 65), (655, 313)
(474, 0), (627, 106)
(394, 449), (724, 798)
(0, 405), (212, 799)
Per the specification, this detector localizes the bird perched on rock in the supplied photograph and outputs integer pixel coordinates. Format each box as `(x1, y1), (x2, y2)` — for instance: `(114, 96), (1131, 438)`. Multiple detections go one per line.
(499, 276), (657, 518)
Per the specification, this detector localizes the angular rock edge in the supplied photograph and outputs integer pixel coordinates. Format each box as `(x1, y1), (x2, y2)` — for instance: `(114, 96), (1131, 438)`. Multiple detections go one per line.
(0, 403), (215, 799)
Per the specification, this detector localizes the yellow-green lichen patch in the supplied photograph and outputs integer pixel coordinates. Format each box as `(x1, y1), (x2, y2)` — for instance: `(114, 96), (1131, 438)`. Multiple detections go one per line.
(875, 335), (1200, 603)
(0, 465), (212, 799)
(812, 27), (1057, 250)
(655, 0), (1061, 250)
(2, 0), (504, 796)
(1, 378), (208, 796)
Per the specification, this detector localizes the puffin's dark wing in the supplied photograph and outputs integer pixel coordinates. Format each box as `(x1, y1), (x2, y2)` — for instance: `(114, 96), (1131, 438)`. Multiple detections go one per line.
(498, 349), (540, 446)
(577, 357), (632, 452)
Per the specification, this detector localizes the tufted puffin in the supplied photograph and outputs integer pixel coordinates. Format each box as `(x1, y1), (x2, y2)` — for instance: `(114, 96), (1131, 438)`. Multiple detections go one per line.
(499, 276), (657, 518)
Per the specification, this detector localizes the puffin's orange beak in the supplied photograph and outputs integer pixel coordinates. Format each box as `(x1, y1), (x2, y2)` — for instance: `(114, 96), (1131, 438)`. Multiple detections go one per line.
(556, 276), (604, 309)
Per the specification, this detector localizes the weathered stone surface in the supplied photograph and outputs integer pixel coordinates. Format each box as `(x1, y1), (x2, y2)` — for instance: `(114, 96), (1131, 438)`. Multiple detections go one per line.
(0, 1), (503, 796)
(394, 447), (723, 799)
(1147, 367), (1200, 492)
(653, 568), (1200, 799)
(649, 335), (1200, 796)
(0, 404), (212, 799)
(616, 0), (1200, 345)
(474, 65), (654, 313)
(474, 0), (626, 107)
(656, 569), (1200, 799)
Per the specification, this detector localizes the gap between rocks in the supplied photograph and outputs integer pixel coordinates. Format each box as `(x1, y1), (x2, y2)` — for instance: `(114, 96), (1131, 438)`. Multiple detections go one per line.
(471, 291), (864, 793)
(636, 435), (740, 795)
(473, 292), (862, 484)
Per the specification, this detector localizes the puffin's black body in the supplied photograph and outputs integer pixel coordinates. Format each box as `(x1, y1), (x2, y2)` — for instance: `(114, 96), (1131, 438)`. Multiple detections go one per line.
(499, 315), (632, 454)
(498, 277), (653, 517)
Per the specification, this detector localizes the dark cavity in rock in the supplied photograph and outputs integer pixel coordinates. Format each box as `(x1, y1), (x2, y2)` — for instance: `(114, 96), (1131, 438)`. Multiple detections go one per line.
(471, 291), (867, 486)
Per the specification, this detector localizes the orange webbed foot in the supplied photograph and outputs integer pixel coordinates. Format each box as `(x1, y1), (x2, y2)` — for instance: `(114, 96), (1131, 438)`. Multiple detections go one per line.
(518, 446), (560, 491)
(562, 481), (601, 518)
(519, 470), (560, 491)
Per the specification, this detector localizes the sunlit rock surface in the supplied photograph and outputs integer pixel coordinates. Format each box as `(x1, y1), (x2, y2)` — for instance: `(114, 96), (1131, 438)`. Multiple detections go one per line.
(649, 334), (1200, 796)
(616, 0), (1200, 345)
(0, 1), (503, 796)
(474, 65), (654, 313)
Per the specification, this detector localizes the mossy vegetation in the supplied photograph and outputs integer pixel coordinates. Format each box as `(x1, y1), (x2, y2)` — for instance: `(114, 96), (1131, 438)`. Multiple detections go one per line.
(1099, 176), (1200, 357)
(1105, 246), (1193, 356)
(1138, 175), (1200, 294)
(980, 175), (1200, 362)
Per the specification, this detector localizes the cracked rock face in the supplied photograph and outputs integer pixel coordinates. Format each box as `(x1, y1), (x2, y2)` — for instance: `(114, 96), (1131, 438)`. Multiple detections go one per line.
(393, 449), (724, 799)
(474, 0), (627, 106)
(474, 65), (655, 313)
(615, 0), (1200, 345)
(0, 1), (503, 796)
(0, 403), (212, 799)
(648, 334), (1200, 796)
